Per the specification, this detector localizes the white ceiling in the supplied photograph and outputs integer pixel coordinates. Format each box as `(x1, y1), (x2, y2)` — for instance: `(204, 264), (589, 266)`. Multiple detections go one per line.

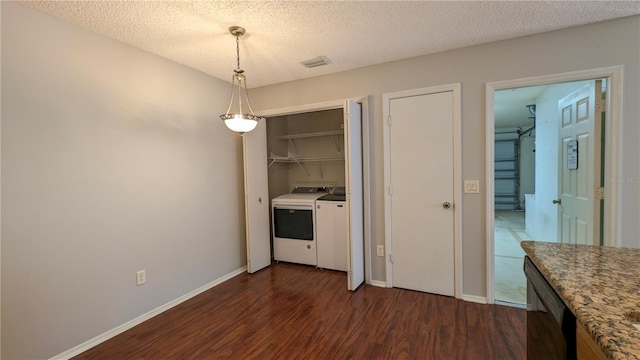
(17, 1), (640, 89)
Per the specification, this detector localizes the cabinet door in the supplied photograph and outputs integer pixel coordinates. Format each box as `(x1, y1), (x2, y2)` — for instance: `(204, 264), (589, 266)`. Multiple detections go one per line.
(243, 120), (271, 273)
(345, 100), (364, 291)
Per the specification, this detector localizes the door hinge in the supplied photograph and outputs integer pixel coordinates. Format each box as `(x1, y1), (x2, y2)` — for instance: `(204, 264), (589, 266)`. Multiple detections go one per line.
(387, 115), (392, 126)
(388, 185), (393, 196)
(596, 101), (606, 112)
(595, 187), (605, 200)
(389, 253), (394, 264)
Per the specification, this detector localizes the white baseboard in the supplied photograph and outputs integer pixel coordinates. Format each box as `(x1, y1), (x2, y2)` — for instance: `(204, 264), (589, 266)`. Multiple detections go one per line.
(51, 266), (248, 360)
(369, 280), (387, 288)
(462, 294), (487, 304)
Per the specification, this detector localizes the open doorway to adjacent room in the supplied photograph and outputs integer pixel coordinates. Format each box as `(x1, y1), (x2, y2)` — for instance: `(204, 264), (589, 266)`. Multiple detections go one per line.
(492, 78), (606, 305)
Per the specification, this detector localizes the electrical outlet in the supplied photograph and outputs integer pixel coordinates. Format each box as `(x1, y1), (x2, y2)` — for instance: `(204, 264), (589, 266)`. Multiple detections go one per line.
(136, 270), (146, 286)
(376, 245), (385, 257)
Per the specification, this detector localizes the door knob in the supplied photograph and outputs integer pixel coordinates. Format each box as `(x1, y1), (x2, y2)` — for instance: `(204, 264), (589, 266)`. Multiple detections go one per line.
(552, 199), (561, 205)
(442, 202), (452, 209)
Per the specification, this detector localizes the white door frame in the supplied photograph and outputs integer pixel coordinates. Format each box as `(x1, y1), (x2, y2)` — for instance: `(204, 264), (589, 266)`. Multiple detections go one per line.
(257, 96), (373, 285)
(485, 66), (623, 304)
(383, 83), (463, 299)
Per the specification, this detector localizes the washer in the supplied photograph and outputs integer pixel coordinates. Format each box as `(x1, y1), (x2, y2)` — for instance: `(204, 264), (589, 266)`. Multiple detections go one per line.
(272, 187), (327, 266)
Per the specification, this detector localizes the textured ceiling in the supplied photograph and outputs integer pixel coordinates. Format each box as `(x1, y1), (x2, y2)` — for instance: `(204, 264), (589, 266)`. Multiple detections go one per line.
(17, 1), (640, 89)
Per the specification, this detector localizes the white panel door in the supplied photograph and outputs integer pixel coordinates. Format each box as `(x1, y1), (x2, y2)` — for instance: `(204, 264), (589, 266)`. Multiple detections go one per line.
(345, 100), (364, 291)
(243, 120), (271, 273)
(557, 81), (602, 245)
(388, 91), (455, 296)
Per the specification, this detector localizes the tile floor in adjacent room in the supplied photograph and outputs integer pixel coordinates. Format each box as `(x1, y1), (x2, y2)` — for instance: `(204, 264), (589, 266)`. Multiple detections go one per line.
(494, 210), (530, 305)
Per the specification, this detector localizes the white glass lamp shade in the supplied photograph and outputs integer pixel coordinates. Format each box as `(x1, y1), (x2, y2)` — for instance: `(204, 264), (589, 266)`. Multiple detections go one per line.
(222, 114), (258, 133)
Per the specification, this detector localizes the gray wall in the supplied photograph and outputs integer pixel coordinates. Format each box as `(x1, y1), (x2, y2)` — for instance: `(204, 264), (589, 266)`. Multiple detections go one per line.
(250, 16), (640, 294)
(1, 3), (245, 358)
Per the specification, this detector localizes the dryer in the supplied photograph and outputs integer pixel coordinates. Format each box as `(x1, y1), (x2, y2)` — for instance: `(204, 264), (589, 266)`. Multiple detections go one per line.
(316, 187), (348, 271)
(272, 187), (327, 266)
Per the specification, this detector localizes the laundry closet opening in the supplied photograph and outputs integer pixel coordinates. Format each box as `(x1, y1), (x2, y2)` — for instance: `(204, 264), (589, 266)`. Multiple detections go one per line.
(243, 100), (366, 291)
(268, 109), (348, 272)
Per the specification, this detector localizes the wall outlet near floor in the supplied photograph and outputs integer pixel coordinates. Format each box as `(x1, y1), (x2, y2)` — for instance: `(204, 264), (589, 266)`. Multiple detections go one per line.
(136, 270), (146, 286)
(376, 245), (385, 257)
(464, 180), (480, 194)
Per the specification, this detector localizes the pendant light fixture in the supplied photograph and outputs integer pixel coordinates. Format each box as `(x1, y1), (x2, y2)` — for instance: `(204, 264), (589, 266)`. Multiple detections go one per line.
(220, 26), (264, 133)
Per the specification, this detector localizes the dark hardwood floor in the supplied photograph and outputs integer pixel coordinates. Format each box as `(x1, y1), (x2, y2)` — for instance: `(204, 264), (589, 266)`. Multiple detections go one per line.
(74, 263), (525, 359)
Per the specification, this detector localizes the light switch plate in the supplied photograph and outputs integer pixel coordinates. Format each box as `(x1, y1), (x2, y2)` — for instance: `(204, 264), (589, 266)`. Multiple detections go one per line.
(464, 180), (480, 194)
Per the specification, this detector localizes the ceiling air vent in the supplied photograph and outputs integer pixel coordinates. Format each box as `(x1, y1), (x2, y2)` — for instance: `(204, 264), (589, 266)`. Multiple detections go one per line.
(301, 56), (332, 68)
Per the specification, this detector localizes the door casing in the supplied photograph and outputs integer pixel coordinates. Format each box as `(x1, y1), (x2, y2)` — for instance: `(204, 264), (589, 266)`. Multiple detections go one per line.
(485, 66), (623, 305)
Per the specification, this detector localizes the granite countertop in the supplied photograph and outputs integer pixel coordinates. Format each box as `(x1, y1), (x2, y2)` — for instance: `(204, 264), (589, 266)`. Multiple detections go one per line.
(521, 241), (640, 360)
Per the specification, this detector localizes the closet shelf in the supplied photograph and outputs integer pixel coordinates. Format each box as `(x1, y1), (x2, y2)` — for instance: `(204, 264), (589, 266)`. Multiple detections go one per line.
(268, 155), (344, 166)
(268, 152), (344, 177)
(275, 130), (344, 140)
(270, 157), (344, 163)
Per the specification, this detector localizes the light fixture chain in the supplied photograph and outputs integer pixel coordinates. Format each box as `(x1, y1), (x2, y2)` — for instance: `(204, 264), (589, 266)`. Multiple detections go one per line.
(236, 34), (241, 71)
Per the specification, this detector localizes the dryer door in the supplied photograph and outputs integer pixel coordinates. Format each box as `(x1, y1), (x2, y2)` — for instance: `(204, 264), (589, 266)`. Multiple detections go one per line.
(273, 207), (314, 240)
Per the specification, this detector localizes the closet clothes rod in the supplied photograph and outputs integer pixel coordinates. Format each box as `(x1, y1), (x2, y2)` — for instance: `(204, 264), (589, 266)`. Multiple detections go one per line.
(274, 130), (344, 140)
(267, 156), (344, 164)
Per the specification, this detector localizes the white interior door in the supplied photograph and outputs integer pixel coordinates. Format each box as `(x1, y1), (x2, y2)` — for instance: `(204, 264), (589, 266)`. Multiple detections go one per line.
(557, 81), (602, 245)
(345, 100), (364, 291)
(243, 120), (271, 273)
(388, 91), (455, 296)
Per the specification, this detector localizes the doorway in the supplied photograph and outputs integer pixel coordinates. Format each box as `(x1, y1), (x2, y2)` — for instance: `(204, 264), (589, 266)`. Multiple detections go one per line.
(486, 67), (623, 305)
(246, 98), (371, 290)
(493, 81), (599, 304)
